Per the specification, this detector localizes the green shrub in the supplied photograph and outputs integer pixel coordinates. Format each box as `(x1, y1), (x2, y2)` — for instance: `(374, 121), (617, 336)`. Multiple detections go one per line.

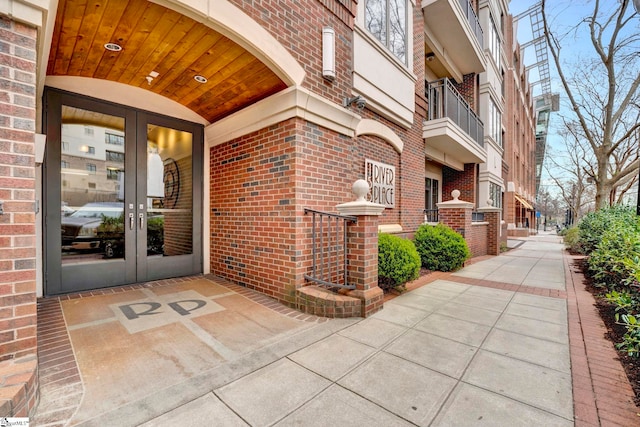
(587, 217), (640, 288)
(578, 205), (636, 254)
(413, 223), (470, 272)
(378, 233), (421, 292)
(562, 227), (581, 252)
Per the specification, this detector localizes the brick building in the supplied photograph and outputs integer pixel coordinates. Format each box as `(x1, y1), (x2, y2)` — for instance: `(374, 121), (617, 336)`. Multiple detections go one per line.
(0, 0), (536, 416)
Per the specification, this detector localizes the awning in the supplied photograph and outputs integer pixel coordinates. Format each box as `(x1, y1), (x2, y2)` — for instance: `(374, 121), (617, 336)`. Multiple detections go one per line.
(514, 194), (534, 210)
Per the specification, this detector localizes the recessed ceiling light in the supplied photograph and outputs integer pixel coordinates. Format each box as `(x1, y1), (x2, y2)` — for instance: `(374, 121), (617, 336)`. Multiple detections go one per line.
(104, 43), (122, 52)
(194, 75), (207, 84)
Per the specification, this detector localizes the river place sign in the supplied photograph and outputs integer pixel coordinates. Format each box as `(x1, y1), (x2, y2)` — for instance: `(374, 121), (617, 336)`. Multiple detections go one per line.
(365, 159), (395, 208)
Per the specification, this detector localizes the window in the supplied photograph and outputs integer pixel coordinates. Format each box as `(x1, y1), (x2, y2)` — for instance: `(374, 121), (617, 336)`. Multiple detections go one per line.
(489, 182), (502, 209)
(84, 127), (94, 136)
(488, 15), (501, 69)
(62, 141), (69, 152)
(61, 160), (69, 169)
(365, 0), (407, 63)
(106, 150), (125, 163)
(105, 133), (124, 146)
(87, 146), (95, 155)
(425, 177), (439, 221)
(488, 99), (502, 147)
(107, 168), (120, 180)
(86, 163), (96, 174)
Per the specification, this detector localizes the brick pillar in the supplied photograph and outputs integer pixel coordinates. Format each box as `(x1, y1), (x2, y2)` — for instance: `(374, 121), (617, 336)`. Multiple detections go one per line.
(0, 11), (41, 417)
(337, 180), (384, 318)
(437, 189), (473, 238)
(478, 207), (502, 256)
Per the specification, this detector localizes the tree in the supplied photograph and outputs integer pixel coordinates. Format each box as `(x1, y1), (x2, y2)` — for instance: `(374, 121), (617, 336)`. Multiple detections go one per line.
(541, 0), (640, 210)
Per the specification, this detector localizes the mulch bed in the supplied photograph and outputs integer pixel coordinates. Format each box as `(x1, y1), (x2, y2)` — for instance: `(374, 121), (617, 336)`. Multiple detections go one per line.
(577, 257), (640, 406)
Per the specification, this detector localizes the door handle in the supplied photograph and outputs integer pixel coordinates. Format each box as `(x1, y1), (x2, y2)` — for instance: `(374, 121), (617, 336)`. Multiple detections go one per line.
(129, 213), (135, 230)
(139, 213), (144, 230)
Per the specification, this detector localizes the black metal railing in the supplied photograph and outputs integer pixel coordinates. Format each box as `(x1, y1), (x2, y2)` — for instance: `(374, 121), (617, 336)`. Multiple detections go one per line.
(304, 209), (357, 290)
(424, 209), (439, 223)
(426, 78), (484, 148)
(458, 0), (483, 49)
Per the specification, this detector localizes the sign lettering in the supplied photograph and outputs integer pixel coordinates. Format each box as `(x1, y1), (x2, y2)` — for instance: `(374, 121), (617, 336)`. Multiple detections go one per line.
(365, 159), (395, 207)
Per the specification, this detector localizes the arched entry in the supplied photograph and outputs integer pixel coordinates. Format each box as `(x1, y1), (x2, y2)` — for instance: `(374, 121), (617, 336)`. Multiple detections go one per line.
(42, 0), (302, 294)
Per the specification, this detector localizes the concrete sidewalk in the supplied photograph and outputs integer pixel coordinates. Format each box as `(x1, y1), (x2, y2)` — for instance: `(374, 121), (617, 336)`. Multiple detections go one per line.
(34, 231), (640, 426)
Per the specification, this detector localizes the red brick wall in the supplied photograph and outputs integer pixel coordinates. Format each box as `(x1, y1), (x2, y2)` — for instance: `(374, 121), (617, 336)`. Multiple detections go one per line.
(452, 73), (477, 110)
(442, 164), (477, 205)
(0, 16), (37, 362)
(210, 116), (411, 306)
(227, 0), (356, 105)
(468, 223), (488, 257)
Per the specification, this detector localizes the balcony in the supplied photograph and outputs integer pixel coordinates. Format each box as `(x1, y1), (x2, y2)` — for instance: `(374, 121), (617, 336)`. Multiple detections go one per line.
(422, 0), (485, 76)
(423, 78), (486, 169)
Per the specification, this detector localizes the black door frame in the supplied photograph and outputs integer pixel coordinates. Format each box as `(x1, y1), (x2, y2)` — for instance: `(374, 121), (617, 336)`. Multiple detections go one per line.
(43, 87), (203, 295)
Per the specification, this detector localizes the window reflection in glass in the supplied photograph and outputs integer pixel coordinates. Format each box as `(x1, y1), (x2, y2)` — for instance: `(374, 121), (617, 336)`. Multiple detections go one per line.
(60, 106), (125, 263)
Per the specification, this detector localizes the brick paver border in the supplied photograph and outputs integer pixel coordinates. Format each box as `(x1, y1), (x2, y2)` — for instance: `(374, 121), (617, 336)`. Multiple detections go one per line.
(565, 252), (640, 426)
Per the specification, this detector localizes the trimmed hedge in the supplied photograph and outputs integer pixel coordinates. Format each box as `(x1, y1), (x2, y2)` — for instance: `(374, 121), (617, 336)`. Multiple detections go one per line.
(413, 223), (470, 272)
(378, 233), (421, 292)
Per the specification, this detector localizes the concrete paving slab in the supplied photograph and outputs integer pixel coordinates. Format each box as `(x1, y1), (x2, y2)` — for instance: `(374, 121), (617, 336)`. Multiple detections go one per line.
(495, 313), (568, 344)
(454, 293), (511, 313)
(288, 334), (376, 381)
(522, 277), (566, 290)
(431, 383), (573, 427)
(463, 350), (573, 419)
(436, 302), (502, 327)
(414, 313), (492, 347)
(275, 385), (413, 427)
(482, 329), (571, 373)
(512, 293), (567, 311)
(140, 393), (248, 427)
(389, 292), (449, 312)
(420, 280), (470, 293)
(338, 317), (407, 349)
(461, 286), (514, 301)
(409, 286), (461, 301)
(338, 352), (456, 425)
(372, 301), (431, 326)
(216, 358), (331, 426)
(504, 302), (568, 325)
(385, 329), (477, 378)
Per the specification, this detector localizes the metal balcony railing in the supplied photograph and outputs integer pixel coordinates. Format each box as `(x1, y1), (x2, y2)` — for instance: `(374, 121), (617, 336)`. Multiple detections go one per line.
(426, 78), (484, 148)
(458, 0), (483, 49)
(304, 209), (357, 290)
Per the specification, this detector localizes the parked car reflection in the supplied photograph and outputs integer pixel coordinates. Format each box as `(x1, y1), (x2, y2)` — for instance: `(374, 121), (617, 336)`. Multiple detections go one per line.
(61, 202), (123, 252)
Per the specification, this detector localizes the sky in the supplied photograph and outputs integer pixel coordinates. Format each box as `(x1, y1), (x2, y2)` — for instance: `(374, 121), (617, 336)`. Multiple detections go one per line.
(507, 0), (640, 206)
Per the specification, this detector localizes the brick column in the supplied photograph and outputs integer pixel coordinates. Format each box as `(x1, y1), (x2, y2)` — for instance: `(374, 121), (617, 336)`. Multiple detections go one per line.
(337, 180), (385, 317)
(478, 206), (502, 256)
(0, 7), (43, 416)
(437, 189), (473, 238)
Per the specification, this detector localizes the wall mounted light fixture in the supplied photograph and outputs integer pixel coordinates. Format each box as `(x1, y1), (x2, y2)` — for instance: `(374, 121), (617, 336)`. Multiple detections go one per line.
(343, 95), (366, 110)
(426, 52), (435, 62)
(322, 26), (335, 81)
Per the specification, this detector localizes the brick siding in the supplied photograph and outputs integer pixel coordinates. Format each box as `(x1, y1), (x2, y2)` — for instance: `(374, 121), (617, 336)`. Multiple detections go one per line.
(0, 15), (39, 417)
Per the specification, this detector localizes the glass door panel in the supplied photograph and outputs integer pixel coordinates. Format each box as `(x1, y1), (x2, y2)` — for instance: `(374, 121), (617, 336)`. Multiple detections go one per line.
(60, 107), (126, 264)
(145, 125), (193, 258)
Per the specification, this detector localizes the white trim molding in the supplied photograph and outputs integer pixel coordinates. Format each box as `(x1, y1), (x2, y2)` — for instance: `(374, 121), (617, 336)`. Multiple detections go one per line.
(356, 119), (404, 153)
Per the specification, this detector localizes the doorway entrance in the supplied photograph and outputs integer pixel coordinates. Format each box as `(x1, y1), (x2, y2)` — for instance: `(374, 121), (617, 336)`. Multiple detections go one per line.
(44, 88), (203, 295)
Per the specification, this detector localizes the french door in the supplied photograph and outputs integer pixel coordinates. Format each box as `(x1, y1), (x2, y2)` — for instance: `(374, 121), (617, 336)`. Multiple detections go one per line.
(44, 88), (203, 295)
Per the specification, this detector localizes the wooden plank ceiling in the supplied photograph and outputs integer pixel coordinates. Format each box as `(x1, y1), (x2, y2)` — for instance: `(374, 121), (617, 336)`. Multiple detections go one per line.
(47, 0), (288, 123)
